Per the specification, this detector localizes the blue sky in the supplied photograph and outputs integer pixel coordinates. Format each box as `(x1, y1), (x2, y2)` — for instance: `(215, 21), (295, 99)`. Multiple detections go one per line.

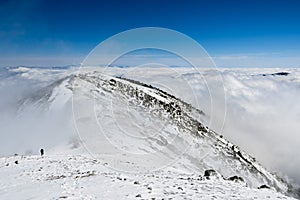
(0, 0), (300, 67)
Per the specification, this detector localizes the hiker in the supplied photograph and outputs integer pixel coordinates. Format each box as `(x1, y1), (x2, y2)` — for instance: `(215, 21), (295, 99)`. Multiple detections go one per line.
(40, 148), (44, 156)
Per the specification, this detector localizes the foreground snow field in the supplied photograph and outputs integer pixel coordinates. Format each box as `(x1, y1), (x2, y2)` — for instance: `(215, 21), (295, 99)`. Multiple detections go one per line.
(0, 155), (296, 200)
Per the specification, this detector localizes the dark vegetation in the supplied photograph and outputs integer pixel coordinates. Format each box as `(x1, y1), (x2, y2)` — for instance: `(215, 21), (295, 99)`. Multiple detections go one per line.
(261, 72), (289, 76)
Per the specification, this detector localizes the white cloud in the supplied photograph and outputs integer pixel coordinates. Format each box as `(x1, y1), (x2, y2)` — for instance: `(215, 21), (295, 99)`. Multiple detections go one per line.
(212, 53), (300, 68)
(219, 68), (300, 185)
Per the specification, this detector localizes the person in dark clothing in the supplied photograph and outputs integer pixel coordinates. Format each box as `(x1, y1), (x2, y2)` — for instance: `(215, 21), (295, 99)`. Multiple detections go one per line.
(40, 149), (44, 156)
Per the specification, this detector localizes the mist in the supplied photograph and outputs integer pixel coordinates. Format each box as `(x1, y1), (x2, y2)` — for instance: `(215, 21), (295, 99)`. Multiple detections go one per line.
(220, 68), (300, 186)
(0, 67), (75, 156)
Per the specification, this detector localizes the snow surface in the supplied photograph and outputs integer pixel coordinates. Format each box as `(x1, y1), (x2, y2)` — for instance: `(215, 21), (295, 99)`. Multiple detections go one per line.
(0, 155), (296, 200)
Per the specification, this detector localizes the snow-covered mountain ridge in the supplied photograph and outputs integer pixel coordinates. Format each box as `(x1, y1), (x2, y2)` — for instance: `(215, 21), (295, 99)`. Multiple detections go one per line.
(69, 71), (293, 195)
(1, 66), (300, 199)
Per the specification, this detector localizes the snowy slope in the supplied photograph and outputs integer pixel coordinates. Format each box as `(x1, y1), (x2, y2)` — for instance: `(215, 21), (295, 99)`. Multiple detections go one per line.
(0, 155), (296, 200)
(70, 71), (293, 194)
